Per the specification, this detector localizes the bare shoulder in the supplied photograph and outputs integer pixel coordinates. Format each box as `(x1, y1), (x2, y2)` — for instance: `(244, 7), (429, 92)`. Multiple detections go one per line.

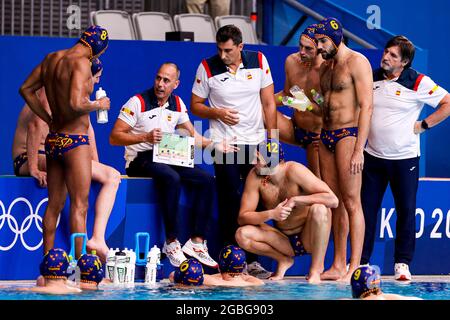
(348, 51), (371, 69)
(285, 53), (300, 67)
(284, 161), (308, 175)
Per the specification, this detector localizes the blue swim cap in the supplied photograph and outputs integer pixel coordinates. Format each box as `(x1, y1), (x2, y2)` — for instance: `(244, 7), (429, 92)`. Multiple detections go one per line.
(219, 245), (246, 275)
(301, 24), (318, 47)
(39, 248), (70, 280)
(79, 25), (109, 59)
(315, 17), (343, 49)
(259, 138), (285, 168)
(91, 58), (103, 76)
(77, 253), (104, 285)
(351, 265), (382, 298)
(174, 258), (204, 286)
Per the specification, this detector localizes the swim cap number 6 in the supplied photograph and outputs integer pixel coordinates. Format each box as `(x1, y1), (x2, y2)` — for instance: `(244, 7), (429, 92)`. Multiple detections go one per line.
(330, 20), (339, 30)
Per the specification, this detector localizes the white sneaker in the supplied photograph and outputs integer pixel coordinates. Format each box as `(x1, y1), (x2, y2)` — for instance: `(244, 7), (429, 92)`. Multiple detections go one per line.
(394, 263), (412, 281)
(162, 239), (187, 267)
(182, 239), (218, 268)
(246, 261), (272, 279)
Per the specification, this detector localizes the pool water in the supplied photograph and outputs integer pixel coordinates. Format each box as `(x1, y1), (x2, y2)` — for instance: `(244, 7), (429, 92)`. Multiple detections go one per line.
(1, 277), (450, 300)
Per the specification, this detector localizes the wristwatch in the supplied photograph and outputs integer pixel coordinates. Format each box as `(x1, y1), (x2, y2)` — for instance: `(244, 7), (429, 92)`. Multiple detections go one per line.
(421, 120), (430, 130)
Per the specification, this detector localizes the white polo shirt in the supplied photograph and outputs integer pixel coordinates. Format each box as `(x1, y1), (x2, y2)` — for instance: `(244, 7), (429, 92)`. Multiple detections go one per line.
(118, 88), (190, 168)
(192, 50), (273, 145)
(366, 68), (448, 160)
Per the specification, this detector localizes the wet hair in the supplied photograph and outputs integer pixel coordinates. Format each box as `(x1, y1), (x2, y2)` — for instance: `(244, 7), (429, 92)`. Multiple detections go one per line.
(159, 62), (180, 80)
(385, 35), (415, 68)
(216, 24), (243, 45)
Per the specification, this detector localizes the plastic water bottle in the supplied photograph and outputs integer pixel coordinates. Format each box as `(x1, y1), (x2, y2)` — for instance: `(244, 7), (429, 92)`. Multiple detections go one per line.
(311, 89), (324, 106)
(106, 248), (118, 281)
(145, 245), (160, 284)
(125, 249), (136, 284)
(289, 85), (313, 111)
(280, 96), (312, 112)
(95, 87), (108, 124)
(113, 250), (127, 284)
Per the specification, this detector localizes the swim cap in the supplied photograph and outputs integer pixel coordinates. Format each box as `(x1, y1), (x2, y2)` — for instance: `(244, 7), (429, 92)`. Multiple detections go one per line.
(258, 138), (285, 168)
(39, 248), (70, 280)
(315, 17), (343, 49)
(91, 58), (103, 76)
(79, 25), (109, 59)
(219, 245), (246, 275)
(301, 24), (318, 46)
(174, 259), (204, 286)
(77, 253), (104, 285)
(351, 265), (382, 298)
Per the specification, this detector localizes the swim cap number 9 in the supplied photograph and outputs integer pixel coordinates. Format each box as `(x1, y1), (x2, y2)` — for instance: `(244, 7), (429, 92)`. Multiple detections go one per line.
(330, 20), (339, 30)
(100, 30), (108, 40)
(353, 269), (361, 280)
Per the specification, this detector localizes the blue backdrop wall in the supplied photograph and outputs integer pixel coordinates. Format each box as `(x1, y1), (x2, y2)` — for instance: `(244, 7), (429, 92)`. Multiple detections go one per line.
(270, 0), (450, 177)
(0, 36), (431, 177)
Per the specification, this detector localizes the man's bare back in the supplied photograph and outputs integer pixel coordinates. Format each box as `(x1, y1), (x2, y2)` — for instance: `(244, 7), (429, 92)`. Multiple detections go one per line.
(41, 50), (94, 134)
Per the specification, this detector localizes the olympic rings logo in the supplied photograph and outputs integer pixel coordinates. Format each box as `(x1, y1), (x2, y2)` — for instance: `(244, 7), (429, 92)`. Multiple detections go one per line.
(0, 197), (60, 251)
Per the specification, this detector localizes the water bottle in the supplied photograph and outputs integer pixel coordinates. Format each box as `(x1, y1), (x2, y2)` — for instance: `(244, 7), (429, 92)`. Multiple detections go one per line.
(310, 89), (324, 106)
(281, 96), (312, 112)
(145, 245), (160, 284)
(125, 249), (136, 284)
(95, 87), (108, 124)
(289, 85), (313, 111)
(113, 250), (127, 285)
(105, 248), (118, 281)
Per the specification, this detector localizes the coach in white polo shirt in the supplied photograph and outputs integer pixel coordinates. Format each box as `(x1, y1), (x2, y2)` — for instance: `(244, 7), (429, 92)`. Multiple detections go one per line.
(110, 63), (237, 269)
(190, 25), (277, 276)
(360, 36), (450, 281)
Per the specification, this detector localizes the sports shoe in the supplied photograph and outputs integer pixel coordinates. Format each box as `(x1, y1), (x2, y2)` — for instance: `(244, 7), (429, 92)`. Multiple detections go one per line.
(182, 239), (218, 268)
(162, 239), (187, 267)
(394, 263), (412, 281)
(246, 261), (272, 279)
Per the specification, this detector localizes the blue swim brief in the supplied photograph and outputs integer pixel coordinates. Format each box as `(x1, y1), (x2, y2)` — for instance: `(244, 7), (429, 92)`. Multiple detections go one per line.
(288, 233), (308, 256)
(320, 127), (358, 153)
(45, 132), (89, 160)
(13, 150), (46, 176)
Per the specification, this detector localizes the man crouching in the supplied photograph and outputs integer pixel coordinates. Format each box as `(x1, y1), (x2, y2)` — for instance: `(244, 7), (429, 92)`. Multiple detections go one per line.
(236, 142), (338, 283)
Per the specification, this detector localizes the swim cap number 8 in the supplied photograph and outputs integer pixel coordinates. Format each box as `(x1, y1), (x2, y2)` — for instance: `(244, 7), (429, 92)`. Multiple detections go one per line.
(330, 20), (339, 30)
(100, 30), (108, 40)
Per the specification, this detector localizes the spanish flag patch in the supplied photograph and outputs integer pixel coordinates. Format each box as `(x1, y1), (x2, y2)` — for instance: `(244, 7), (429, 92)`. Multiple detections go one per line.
(121, 107), (134, 116)
(428, 85), (439, 95)
(396, 90), (401, 96)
